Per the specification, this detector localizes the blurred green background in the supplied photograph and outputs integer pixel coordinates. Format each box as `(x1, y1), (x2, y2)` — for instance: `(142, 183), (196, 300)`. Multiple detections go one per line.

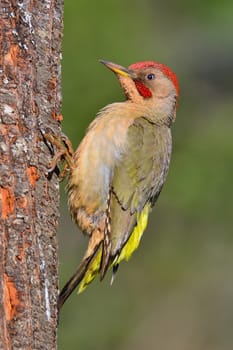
(58, 1), (233, 349)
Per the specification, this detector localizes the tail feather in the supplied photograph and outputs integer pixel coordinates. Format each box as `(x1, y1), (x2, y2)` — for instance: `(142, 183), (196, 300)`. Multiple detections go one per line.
(58, 204), (151, 312)
(58, 245), (102, 311)
(78, 245), (102, 293)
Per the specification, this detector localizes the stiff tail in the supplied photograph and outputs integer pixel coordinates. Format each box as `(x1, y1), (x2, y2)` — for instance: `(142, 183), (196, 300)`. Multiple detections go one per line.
(58, 204), (151, 312)
(58, 244), (102, 311)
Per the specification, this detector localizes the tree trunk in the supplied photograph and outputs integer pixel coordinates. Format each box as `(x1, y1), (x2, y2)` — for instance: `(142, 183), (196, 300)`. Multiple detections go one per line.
(0, 1), (63, 349)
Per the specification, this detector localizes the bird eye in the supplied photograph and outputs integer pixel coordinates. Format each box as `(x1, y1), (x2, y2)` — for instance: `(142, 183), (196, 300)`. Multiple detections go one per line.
(146, 73), (155, 80)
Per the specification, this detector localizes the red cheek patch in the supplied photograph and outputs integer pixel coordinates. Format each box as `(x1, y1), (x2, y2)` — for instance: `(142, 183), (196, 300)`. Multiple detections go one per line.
(134, 80), (152, 98)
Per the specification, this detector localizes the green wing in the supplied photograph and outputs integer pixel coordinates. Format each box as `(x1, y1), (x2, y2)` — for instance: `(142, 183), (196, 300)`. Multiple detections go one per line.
(109, 117), (172, 260)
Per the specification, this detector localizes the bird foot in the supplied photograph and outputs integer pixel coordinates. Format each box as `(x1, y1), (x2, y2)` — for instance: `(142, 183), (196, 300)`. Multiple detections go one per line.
(44, 132), (74, 180)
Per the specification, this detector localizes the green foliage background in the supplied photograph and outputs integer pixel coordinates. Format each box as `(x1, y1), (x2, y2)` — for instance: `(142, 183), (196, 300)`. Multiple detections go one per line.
(58, 1), (233, 349)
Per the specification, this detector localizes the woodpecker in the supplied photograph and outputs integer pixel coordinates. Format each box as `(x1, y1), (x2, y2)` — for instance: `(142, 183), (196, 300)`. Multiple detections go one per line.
(58, 59), (179, 309)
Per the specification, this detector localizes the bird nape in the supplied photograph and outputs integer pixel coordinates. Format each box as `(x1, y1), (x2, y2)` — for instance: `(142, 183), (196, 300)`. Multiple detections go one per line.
(55, 59), (179, 311)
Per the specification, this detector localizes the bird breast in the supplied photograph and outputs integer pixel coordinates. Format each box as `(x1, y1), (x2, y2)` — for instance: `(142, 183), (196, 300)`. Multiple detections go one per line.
(68, 103), (135, 233)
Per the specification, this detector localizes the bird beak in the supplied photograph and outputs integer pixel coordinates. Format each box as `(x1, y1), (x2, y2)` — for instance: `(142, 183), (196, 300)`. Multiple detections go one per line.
(100, 59), (131, 78)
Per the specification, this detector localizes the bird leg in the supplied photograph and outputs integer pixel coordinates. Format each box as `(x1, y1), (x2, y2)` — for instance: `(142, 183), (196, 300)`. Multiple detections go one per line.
(44, 132), (74, 180)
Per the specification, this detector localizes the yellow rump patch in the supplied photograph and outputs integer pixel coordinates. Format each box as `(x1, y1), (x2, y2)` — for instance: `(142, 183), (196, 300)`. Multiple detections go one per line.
(116, 203), (150, 264)
(78, 246), (102, 293)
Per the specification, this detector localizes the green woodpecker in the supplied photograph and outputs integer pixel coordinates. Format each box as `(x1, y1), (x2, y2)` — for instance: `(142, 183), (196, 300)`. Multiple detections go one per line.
(58, 59), (179, 309)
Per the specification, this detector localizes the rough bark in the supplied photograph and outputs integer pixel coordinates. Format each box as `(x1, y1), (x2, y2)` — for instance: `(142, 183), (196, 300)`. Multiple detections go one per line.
(0, 1), (63, 349)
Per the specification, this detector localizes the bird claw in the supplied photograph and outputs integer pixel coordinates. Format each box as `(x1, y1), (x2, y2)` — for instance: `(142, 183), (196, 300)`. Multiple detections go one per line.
(43, 132), (74, 180)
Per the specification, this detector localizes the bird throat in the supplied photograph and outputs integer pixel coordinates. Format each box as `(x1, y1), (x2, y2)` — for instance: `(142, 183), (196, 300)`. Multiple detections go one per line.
(134, 80), (152, 98)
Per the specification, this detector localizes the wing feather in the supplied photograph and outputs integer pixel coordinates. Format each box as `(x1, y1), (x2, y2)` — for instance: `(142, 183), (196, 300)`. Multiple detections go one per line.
(109, 117), (172, 258)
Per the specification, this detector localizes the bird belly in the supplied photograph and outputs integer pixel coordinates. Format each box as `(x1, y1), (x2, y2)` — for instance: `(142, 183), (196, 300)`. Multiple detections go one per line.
(68, 111), (133, 234)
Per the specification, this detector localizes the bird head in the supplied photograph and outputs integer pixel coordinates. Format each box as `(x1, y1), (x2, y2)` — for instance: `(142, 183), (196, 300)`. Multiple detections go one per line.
(100, 59), (179, 106)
